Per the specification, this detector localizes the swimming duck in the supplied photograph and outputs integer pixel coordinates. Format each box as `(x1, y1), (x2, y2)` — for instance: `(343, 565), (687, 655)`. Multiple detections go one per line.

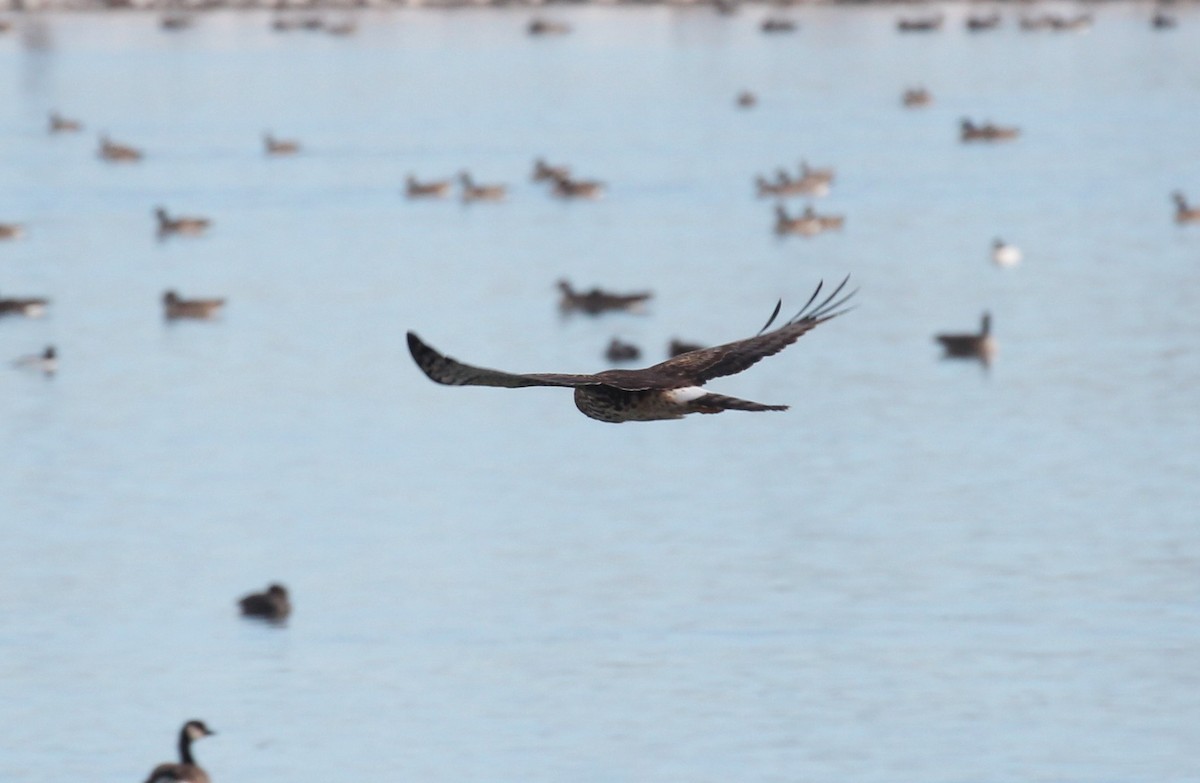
(667, 338), (705, 358)
(238, 583), (291, 621)
(935, 312), (995, 364)
(528, 19), (571, 36)
(49, 111), (83, 133)
(163, 290), (225, 320)
(736, 90), (757, 108)
(406, 175), (453, 199)
(1172, 192), (1200, 224)
(263, 132), (300, 155)
(155, 207), (211, 236)
(761, 18), (797, 33)
(605, 338), (641, 363)
(0, 222), (24, 240)
(99, 134), (143, 162)
(558, 280), (652, 316)
(960, 118), (1020, 142)
(459, 172), (507, 203)
(902, 87), (933, 108)
(532, 158), (571, 182)
(550, 172), (606, 200)
(143, 721), (215, 783)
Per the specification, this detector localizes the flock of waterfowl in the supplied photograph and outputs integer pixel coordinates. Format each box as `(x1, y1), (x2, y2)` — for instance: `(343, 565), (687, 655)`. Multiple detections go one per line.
(0, 8), (1195, 775)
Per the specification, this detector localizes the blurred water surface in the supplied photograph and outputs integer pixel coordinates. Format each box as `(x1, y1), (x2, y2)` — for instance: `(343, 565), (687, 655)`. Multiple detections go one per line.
(1, 6), (1198, 782)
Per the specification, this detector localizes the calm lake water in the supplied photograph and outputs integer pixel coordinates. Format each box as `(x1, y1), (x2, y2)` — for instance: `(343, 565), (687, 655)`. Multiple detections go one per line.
(1, 5), (1198, 782)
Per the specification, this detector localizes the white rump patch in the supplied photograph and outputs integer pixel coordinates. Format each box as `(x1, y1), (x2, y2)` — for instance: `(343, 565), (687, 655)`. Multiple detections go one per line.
(666, 386), (708, 403)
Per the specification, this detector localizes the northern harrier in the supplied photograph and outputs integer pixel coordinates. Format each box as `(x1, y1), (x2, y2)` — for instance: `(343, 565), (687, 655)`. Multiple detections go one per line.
(407, 277), (855, 423)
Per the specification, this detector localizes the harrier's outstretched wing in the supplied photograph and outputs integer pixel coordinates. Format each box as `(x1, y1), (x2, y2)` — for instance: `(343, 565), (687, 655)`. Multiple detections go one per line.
(642, 277), (855, 385)
(407, 332), (603, 389)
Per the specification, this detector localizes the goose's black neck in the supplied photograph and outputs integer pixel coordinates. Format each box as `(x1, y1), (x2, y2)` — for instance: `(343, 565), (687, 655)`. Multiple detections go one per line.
(178, 727), (196, 765)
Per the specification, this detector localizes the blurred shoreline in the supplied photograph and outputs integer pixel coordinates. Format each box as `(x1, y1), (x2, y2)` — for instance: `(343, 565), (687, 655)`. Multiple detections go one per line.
(0, 0), (1180, 11)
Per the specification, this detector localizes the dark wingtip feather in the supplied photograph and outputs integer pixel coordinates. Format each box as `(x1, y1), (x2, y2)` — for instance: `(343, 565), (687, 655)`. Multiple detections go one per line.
(757, 299), (783, 336)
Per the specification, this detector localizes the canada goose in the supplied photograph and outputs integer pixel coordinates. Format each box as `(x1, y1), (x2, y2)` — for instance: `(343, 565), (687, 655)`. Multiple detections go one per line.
(667, 338), (705, 358)
(12, 345), (56, 375)
(1172, 192), (1200, 224)
(406, 175), (453, 199)
(756, 173), (829, 199)
(935, 312), (995, 363)
(902, 87), (933, 108)
(774, 204), (824, 237)
(960, 118), (1020, 142)
(143, 720), (215, 783)
(761, 18), (797, 33)
(775, 204), (842, 236)
(605, 338), (641, 363)
(966, 13), (1001, 31)
(238, 583), (291, 621)
(532, 158), (571, 182)
(991, 238), (1021, 267)
(49, 111), (83, 133)
(0, 222), (24, 240)
(528, 19), (571, 36)
(263, 132), (299, 156)
(797, 160), (835, 185)
(550, 172), (606, 200)
(558, 280), (652, 316)
(98, 134), (142, 162)
(736, 90), (757, 108)
(163, 290), (225, 320)
(155, 207), (211, 236)
(0, 294), (49, 318)
(897, 15), (943, 32)
(459, 172), (507, 203)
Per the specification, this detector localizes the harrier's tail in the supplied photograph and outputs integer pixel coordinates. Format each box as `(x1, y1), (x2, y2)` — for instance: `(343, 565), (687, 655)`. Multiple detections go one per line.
(690, 392), (789, 414)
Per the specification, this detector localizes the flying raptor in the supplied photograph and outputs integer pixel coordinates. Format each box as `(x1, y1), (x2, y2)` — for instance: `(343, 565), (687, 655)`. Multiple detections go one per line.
(407, 278), (855, 423)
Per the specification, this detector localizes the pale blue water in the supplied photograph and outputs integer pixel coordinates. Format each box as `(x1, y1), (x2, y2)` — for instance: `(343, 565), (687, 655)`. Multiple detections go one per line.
(1, 6), (1198, 782)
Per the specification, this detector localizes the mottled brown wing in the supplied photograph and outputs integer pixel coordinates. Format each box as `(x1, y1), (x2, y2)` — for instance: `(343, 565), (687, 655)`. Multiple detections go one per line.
(407, 332), (604, 389)
(641, 277), (855, 385)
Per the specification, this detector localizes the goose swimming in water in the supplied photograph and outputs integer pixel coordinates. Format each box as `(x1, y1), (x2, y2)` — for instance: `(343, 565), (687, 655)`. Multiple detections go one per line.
(143, 720), (215, 783)
(238, 583), (291, 621)
(935, 312), (996, 365)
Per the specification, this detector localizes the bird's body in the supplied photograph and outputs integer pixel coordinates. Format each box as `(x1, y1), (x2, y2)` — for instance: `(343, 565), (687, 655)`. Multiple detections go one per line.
(550, 172), (605, 200)
(13, 345), (56, 375)
(936, 312), (995, 363)
(459, 173), (507, 202)
(960, 118), (1020, 142)
(143, 721), (214, 783)
(408, 278), (854, 423)
(156, 207), (211, 236)
(163, 290), (225, 320)
(0, 295), (49, 318)
(406, 175), (452, 199)
(991, 238), (1021, 267)
(604, 338), (641, 363)
(263, 132), (300, 155)
(0, 222), (24, 240)
(903, 87), (933, 108)
(49, 111), (83, 133)
(239, 583), (291, 621)
(98, 134), (142, 162)
(1173, 192), (1200, 224)
(558, 280), (652, 315)
(532, 158), (571, 182)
